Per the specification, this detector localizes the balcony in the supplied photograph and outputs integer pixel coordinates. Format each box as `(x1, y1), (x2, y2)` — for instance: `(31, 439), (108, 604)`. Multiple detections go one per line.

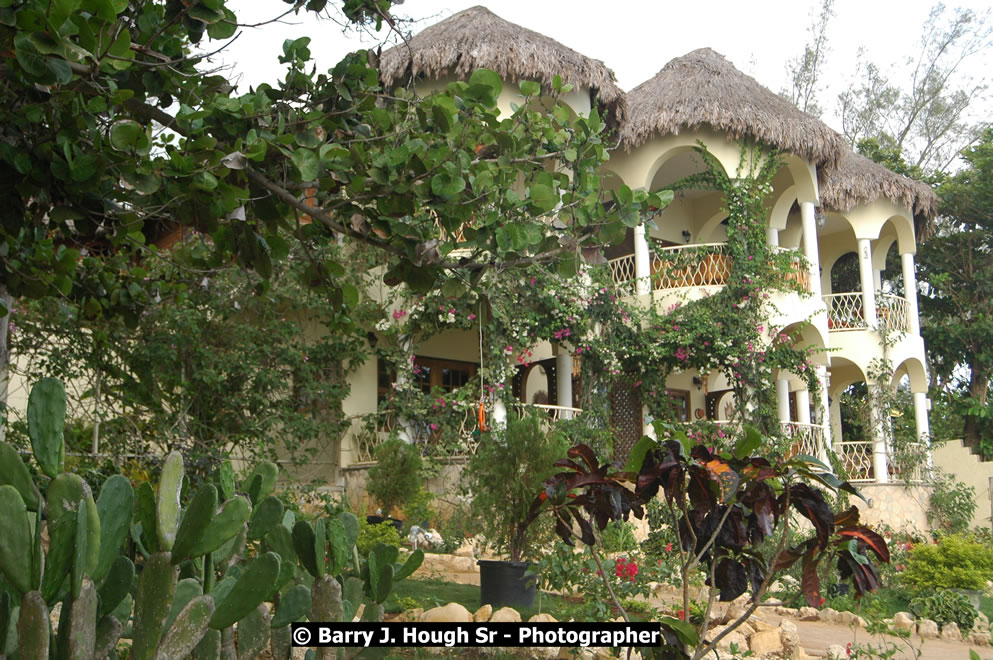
(825, 292), (910, 334)
(607, 243), (808, 295)
(353, 403), (582, 462)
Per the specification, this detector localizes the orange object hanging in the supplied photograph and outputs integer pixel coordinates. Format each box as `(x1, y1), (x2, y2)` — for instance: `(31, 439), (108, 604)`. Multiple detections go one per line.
(477, 400), (487, 432)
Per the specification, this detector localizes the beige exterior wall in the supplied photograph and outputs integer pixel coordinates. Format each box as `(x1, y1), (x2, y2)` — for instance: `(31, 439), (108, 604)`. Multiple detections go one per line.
(933, 440), (993, 531)
(852, 483), (931, 535)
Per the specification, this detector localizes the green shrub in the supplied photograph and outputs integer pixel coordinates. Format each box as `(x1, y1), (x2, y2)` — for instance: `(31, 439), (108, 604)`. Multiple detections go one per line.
(927, 473), (977, 536)
(601, 519), (640, 553)
(367, 437), (424, 517)
(910, 589), (978, 630)
(902, 535), (993, 591)
(357, 516), (404, 555)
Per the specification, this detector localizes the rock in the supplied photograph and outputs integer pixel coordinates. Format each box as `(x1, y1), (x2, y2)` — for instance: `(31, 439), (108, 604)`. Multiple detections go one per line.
(749, 617), (775, 632)
(819, 607), (841, 624)
(826, 644), (848, 660)
(769, 580), (784, 593)
(781, 575), (798, 588)
(798, 607), (819, 621)
(489, 607), (522, 623)
(892, 611), (915, 634)
(778, 619), (798, 635)
(725, 601), (749, 623)
(473, 604), (493, 622)
(420, 603), (472, 623)
(774, 606), (799, 618)
(976, 612), (991, 632)
(748, 630), (783, 656)
(968, 630), (991, 646)
(779, 620), (800, 659)
(940, 622), (961, 641)
(529, 613), (558, 623)
(917, 618), (939, 639)
(736, 621), (755, 636)
(836, 611), (866, 629)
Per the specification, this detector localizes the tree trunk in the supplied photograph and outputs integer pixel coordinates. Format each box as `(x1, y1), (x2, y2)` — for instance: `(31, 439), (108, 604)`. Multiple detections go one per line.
(963, 365), (989, 446)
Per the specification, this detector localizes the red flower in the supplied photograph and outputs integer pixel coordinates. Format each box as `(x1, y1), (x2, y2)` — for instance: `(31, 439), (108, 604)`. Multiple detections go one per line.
(677, 609), (686, 620)
(665, 542), (673, 552)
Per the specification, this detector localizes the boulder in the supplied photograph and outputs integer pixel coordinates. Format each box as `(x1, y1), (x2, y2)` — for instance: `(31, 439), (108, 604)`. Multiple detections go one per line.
(967, 630), (991, 646)
(749, 617), (775, 632)
(826, 645), (847, 660)
(940, 622), (961, 641)
(892, 611), (915, 634)
(836, 611), (866, 629)
(798, 607), (819, 621)
(420, 602), (472, 623)
(774, 606), (799, 618)
(473, 604), (493, 622)
(778, 620), (800, 659)
(819, 607), (841, 624)
(529, 613), (558, 623)
(706, 624), (746, 652)
(917, 618), (939, 639)
(489, 607), (522, 623)
(748, 630), (783, 656)
(976, 612), (991, 632)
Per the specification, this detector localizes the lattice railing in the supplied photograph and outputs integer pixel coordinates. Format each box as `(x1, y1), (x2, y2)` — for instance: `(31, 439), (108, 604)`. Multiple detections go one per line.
(515, 403), (582, 422)
(651, 243), (731, 290)
(890, 442), (929, 483)
(825, 293), (867, 331)
(877, 293), (910, 334)
(782, 422), (824, 459)
(834, 441), (874, 482)
(607, 254), (637, 295)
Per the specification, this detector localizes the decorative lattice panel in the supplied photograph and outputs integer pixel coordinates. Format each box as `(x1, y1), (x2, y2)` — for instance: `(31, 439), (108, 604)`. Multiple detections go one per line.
(610, 382), (643, 464)
(825, 293), (866, 331)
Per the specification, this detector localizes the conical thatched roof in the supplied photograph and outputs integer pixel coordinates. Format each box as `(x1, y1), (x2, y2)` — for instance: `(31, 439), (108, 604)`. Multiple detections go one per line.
(378, 6), (626, 127)
(621, 48), (846, 169)
(820, 149), (936, 217)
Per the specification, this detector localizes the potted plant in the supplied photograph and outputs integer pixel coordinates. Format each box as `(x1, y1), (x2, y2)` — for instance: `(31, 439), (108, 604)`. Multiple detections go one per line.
(463, 411), (569, 607)
(366, 436), (424, 531)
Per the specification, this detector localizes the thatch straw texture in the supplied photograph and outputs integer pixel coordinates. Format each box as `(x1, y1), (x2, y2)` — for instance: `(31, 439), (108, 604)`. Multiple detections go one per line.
(820, 149), (936, 217)
(378, 6), (626, 127)
(621, 48), (846, 169)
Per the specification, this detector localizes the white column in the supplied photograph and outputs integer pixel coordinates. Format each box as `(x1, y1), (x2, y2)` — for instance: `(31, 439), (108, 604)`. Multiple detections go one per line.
(634, 224), (651, 297)
(914, 391), (932, 469)
(766, 227), (780, 247)
(795, 389), (811, 424)
(857, 238), (877, 327)
(871, 386), (889, 484)
(902, 253), (922, 337)
(816, 365), (832, 450)
(776, 378), (791, 423)
(800, 202), (822, 297)
(556, 350), (573, 420)
(492, 398), (507, 427)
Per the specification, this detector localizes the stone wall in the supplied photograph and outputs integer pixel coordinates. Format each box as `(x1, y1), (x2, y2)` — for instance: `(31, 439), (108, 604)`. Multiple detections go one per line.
(342, 458), (469, 521)
(851, 483), (931, 534)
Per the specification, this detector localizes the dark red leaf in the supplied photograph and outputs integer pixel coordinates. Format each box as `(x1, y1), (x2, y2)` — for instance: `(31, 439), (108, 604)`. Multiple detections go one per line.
(567, 444), (598, 472)
(714, 558), (748, 602)
(800, 545), (822, 608)
(554, 515), (574, 546)
(554, 458), (587, 473)
(837, 526), (890, 563)
(787, 484), (835, 549)
(834, 506), (861, 527)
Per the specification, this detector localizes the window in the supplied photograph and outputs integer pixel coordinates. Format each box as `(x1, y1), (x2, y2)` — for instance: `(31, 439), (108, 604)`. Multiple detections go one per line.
(666, 389), (691, 422)
(377, 356), (478, 403)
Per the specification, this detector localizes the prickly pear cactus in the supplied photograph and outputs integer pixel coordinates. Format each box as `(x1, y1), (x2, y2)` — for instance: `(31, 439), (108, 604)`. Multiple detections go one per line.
(157, 594), (215, 660)
(0, 442), (41, 511)
(132, 552), (178, 660)
(157, 451), (185, 552)
(26, 377), (66, 478)
(0, 486), (32, 595)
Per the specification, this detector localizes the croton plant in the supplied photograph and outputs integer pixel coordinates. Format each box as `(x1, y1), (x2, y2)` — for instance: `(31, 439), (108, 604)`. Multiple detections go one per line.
(525, 423), (890, 660)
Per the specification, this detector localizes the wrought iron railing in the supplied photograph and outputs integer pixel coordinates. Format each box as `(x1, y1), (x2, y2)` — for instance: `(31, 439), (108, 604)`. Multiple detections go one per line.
(825, 293), (867, 331)
(877, 293), (910, 334)
(782, 422), (825, 458)
(607, 254), (637, 295)
(834, 440), (874, 482)
(651, 243), (731, 290)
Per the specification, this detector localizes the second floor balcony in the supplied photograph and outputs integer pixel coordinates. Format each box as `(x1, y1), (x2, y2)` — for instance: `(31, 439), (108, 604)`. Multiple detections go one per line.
(607, 243), (809, 296)
(824, 292), (911, 335)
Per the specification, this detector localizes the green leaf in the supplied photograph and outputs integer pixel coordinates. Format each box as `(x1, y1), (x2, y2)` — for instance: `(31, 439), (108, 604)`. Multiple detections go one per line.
(519, 80), (540, 97)
(734, 425), (762, 460)
(430, 172), (466, 200)
(468, 68), (502, 99)
(623, 435), (657, 473)
(110, 120), (142, 151)
(529, 183), (558, 212)
(291, 148), (319, 181)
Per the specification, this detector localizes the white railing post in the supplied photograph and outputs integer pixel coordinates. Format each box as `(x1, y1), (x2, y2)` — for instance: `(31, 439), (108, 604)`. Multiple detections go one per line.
(914, 391), (932, 469)
(816, 365), (832, 450)
(776, 378), (791, 423)
(902, 252), (922, 337)
(795, 389), (811, 424)
(800, 202), (822, 297)
(634, 224), (651, 297)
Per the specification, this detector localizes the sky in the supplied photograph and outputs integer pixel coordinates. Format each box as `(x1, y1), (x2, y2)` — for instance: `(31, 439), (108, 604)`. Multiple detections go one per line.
(217, 0), (992, 139)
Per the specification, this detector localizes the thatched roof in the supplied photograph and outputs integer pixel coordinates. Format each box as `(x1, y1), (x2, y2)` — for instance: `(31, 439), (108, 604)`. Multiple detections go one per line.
(378, 6), (626, 127)
(820, 149), (937, 217)
(621, 48), (846, 169)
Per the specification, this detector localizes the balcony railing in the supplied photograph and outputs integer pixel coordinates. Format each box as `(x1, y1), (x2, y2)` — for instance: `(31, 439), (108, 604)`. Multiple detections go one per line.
(607, 254), (637, 296)
(877, 293), (910, 334)
(834, 440), (874, 482)
(825, 292), (911, 334)
(782, 422), (825, 459)
(651, 243), (731, 290)
(353, 403), (582, 462)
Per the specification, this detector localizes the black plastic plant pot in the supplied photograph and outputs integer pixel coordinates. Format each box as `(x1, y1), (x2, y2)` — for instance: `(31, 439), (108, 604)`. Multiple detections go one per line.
(366, 515), (403, 532)
(477, 559), (536, 608)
